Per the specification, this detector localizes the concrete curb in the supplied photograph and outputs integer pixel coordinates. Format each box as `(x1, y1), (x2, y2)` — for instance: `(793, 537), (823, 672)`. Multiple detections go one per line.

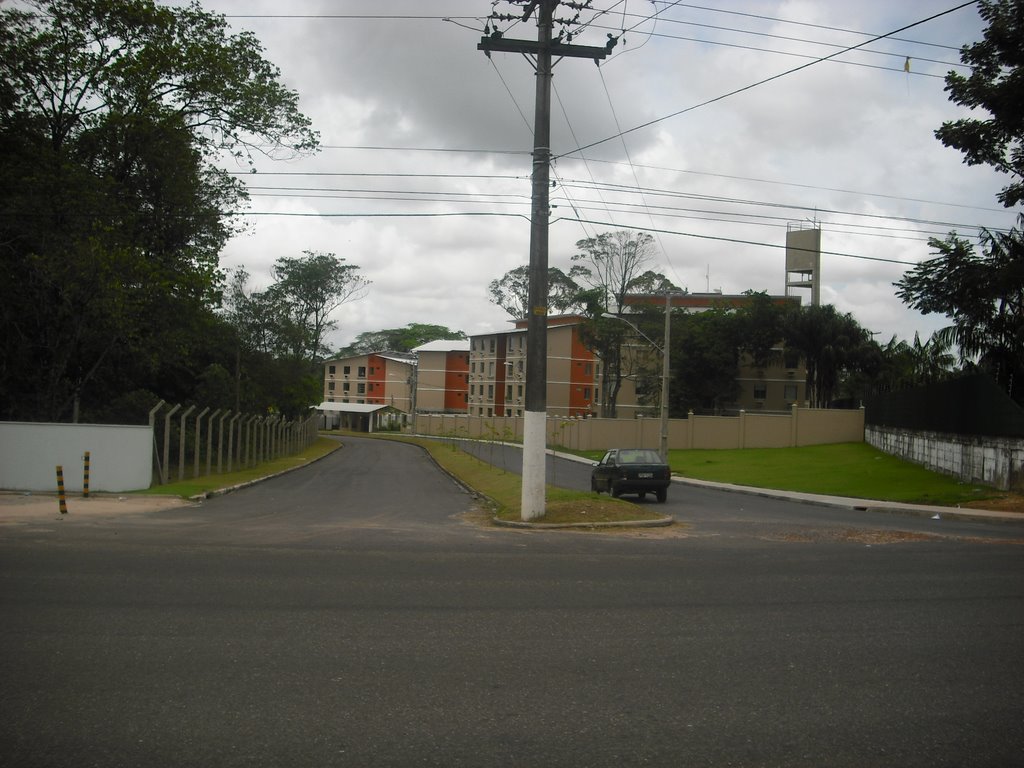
(188, 438), (343, 502)
(492, 515), (675, 530)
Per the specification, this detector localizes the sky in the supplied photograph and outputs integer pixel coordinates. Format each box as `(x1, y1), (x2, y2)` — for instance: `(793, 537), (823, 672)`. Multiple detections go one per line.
(196, 0), (1017, 351)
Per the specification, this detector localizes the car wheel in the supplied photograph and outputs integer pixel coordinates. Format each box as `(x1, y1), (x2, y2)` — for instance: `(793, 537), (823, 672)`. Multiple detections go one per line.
(611, 482), (622, 498)
(656, 487), (667, 503)
(638, 492), (646, 500)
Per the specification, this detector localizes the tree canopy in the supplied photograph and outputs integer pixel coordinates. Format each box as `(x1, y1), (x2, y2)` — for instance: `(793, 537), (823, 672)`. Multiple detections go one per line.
(934, 0), (1024, 208)
(487, 265), (582, 319)
(0, 0), (319, 421)
(336, 324), (467, 356)
(895, 0), (1024, 402)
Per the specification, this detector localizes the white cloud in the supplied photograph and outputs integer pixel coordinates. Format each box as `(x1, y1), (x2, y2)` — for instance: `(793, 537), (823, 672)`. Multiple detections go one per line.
(199, 0), (1016, 352)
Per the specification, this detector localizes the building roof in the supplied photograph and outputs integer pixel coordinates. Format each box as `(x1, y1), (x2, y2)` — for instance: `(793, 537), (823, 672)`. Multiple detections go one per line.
(412, 339), (471, 353)
(315, 402), (396, 414)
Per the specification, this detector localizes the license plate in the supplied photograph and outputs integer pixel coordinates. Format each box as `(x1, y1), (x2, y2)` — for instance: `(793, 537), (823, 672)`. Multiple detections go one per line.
(638, 472), (653, 478)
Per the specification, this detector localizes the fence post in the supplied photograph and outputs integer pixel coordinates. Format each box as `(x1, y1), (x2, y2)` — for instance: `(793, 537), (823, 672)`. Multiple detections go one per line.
(791, 403), (799, 447)
(161, 404), (181, 486)
(739, 409), (746, 450)
(193, 407), (210, 479)
(206, 409), (221, 476)
(177, 405), (196, 481)
(148, 400), (165, 486)
(226, 412), (241, 472)
(217, 410), (231, 473)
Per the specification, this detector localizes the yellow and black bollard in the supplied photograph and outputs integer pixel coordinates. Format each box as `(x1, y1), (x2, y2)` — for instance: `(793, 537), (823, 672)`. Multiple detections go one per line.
(83, 451), (90, 498)
(56, 465), (68, 515)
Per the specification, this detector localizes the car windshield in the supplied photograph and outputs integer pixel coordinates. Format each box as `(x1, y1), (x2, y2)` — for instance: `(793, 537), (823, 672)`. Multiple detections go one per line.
(618, 449), (662, 464)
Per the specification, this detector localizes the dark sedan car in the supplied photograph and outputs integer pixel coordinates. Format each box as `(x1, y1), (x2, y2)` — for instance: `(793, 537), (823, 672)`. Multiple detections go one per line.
(591, 448), (671, 502)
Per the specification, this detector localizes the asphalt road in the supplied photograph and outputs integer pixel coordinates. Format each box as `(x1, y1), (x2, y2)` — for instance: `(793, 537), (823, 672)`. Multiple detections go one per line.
(1, 436), (1022, 767)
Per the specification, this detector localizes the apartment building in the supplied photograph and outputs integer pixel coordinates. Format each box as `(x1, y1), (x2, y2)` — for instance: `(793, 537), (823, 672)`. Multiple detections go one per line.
(411, 340), (470, 414)
(466, 315), (606, 418)
(322, 352), (415, 411)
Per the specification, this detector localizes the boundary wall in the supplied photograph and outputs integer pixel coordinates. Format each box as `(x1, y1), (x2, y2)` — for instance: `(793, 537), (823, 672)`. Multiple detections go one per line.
(413, 406), (864, 452)
(866, 425), (1024, 492)
(0, 422), (152, 492)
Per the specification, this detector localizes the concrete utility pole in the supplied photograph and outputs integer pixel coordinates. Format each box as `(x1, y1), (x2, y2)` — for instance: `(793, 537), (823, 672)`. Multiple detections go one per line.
(479, 0), (613, 521)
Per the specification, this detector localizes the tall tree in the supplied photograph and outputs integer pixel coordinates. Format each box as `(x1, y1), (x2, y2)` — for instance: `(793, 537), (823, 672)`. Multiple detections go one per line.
(782, 305), (874, 408)
(269, 251), (369, 366)
(895, 0), (1024, 403)
(570, 231), (680, 417)
(0, 0), (318, 421)
(487, 265), (581, 319)
(896, 229), (1022, 396)
(569, 231), (659, 312)
(934, 0), (1024, 208)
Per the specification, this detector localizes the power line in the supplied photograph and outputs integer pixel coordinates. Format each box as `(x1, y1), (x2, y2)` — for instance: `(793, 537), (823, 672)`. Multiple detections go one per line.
(554, 1), (978, 159)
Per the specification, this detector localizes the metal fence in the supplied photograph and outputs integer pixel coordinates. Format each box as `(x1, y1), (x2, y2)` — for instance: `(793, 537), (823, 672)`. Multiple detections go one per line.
(148, 401), (320, 487)
(864, 373), (1024, 438)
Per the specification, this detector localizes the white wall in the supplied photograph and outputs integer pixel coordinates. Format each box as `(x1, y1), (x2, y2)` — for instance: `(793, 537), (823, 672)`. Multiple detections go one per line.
(866, 425), (1024, 492)
(0, 422), (153, 492)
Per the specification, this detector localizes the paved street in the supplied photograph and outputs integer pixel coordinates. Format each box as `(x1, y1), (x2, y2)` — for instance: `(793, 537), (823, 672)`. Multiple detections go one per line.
(2, 436), (1022, 767)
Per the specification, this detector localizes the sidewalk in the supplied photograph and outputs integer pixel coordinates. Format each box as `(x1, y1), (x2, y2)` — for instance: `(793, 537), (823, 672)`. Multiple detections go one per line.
(673, 476), (1024, 525)
(0, 492), (192, 522)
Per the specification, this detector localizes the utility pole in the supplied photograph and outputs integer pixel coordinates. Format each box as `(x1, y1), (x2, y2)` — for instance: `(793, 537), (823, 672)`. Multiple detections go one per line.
(479, 0), (613, 521)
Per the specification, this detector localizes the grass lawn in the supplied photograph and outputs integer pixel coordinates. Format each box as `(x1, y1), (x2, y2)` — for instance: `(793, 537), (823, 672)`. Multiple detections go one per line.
(663, 442), (999, 507)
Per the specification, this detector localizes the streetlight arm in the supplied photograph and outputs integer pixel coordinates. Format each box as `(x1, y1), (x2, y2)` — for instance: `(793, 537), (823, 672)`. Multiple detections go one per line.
(600, 312), (664, 354)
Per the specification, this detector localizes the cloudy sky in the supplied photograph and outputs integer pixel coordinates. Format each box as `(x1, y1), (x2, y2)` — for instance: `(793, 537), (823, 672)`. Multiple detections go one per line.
(199, 0), (1016, 350)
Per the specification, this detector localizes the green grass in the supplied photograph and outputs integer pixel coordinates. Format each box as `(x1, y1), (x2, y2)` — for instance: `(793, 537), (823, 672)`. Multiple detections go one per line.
(135, 437), (342, 498)
(661, 442), (996, 506)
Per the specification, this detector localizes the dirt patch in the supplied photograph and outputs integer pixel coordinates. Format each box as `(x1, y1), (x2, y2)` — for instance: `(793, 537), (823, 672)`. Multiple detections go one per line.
(961, 492), (1024, 514)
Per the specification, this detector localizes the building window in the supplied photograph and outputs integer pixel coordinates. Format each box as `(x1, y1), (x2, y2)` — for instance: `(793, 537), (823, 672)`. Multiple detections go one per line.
(489, 338), (495, 353)
(369, 366), (375, 376)
(343, 365), (350, 375)
(506, 385), (512, 399)
(754, 382), (767, 400)
(488, 361), (494, 377)
(343, 382), (350, 392)
(328, 365), (336, 375)
(357, 383), (366, 394)
(517, 385), (523, 397)
(784, 384), (798, 401)
(358, 366), (366, 378)
(487, 384), (494, 399)
(583, 387), (590, 399)
(328, 382), (335, 391)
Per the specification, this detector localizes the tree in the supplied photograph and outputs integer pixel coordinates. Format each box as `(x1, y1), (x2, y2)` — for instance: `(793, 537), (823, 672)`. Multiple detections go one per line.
(895, 229), (1022, 397)
(896, 0), (1024, 403)
(570, 231), (681, 417)
(487, 265), (581, 319)
(570, 231), (659, 312)
(0, 0), (318, 421)
(782, 305), (874, 408)
(269, 251), (369, 366)
(337, 324), (466, 356)
(669, 311), (742, 414)
(934, 0), (1024, 208)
